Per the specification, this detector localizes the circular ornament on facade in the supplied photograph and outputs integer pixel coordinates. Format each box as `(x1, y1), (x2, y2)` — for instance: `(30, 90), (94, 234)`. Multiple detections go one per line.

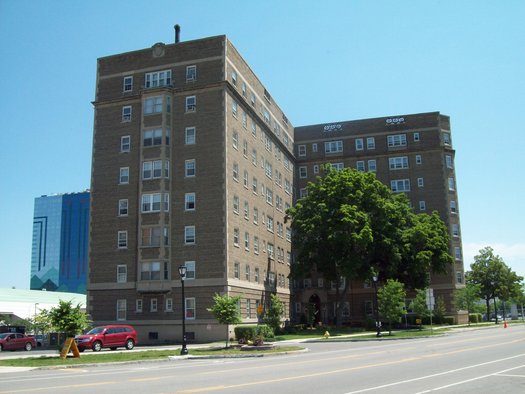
(152, 43), (166, 57)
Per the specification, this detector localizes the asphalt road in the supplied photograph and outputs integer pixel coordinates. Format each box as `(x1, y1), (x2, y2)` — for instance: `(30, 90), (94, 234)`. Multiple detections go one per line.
(0, 325), (524, 393)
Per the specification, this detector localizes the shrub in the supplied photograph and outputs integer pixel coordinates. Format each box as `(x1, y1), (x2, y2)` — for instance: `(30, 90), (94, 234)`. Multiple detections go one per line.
(234, 326), (257, 342)
(256, 324), (274, 339)
(443, 316), (455, 325)
(469, 313), (482, 323)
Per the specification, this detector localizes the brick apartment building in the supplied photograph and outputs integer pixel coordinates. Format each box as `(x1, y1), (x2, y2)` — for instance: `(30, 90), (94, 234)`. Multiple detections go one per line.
(89, 33), (464, 344)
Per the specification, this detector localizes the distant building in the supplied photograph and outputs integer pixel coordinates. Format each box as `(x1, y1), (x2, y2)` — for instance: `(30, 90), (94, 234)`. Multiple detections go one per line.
(31, 191), (90, 294)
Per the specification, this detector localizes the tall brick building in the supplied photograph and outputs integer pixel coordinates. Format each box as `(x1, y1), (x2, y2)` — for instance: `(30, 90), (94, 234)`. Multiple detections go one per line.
(89, 33), (464, 344)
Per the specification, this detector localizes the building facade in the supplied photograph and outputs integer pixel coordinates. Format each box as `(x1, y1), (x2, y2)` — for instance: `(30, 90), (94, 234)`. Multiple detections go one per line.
(31, 192), (90, 294)
(292, 113), (465, 325)
(89, 35), (294, 343)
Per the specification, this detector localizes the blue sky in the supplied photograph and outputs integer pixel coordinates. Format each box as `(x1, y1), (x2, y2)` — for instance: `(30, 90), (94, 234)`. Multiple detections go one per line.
(1, 0), (524, 289)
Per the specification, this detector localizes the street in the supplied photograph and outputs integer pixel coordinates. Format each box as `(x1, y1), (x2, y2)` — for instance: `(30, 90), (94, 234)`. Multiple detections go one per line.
(0, 325), (524, 393)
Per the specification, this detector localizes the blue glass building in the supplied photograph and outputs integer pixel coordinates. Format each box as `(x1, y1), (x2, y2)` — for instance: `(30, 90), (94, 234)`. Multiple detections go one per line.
(30, 191), (90, 294)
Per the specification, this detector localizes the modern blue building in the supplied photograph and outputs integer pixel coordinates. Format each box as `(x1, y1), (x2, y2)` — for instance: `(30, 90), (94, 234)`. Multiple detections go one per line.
(30, 191), (90, 294)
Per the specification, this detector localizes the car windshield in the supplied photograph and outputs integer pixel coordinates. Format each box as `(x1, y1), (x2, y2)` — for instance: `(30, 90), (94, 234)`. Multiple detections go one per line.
(0, 333), (10, 339)
(86, 327), (105, 335)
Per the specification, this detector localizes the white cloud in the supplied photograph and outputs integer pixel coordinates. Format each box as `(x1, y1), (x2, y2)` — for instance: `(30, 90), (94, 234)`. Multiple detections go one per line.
(462, 242), (525, 279)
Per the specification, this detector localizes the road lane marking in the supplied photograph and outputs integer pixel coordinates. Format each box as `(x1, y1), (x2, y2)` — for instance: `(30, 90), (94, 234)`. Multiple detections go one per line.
(0, 381), (118, 393)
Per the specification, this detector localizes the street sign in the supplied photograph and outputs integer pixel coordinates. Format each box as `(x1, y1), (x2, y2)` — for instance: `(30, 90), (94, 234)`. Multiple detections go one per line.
(426, 288), (435, 310)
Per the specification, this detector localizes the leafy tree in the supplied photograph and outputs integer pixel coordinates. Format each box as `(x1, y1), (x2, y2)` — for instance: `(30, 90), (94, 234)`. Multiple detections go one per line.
(286, 167), (452, 326)
(410, 289), (431, 326)
(48, 300), (90, 338)
(510, 285), (525, 321)
(207, 294), (242, 348)
(454, 283), (481, 325)
(377, 279), (406, 335)
(433, 296), (447, 324)
(264, 294), (285, 334)
(466, 246), (523, 323)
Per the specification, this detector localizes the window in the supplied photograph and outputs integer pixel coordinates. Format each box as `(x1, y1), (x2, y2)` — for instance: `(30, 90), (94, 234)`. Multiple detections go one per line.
(456, 271), (464, 284)
(253, 207), (258, 224)
(185, 159), (196, 177)
(286, 227), (292, 242)
(142, 160), (165, 180)
(389, 156), (409, 170)
(185, 193), (195, 211)
(244, 200), (249, 219)
(419, 201), (426, 211)
(185, 96), (196, 112)
(252, 177), (258, 194)
(452, 224), (460, 237)
(254, 236), (259, 254)
(414, 132), (420, 142)
(450, 200), (457, 214)
(448, 177), (455, 191)
(145, 70), (171, 88)
(232, 130), (238, 149)
(142, 193), (168, 213)
(117, 300), (126, 321)
(368, 159), (377, 172)
(232, 161), (239, 181)
(232, 100), (238, 117)
(140, 261), (162, 280)
(312, 143), (318, 152)
(265, 160), (272, 179)
(367, 137), (375, 149)
(233, 227), (239, 246)
(143, 128), (163, 146)
(416, 155), (422, 165)
(144, 96), (163, 114)
(123, 76), (133, 92)
(141, 226), (168, 247)
(356, 161), (365, 172)
(243, 170), (249, 188)
(246, 299), (251, 318)
(244, 232), (250, 250)
(267, 243), (274, 259)
(299, 188), (308, 198)
(186, 65), (196, 81)
(243, 140), (248, 157)
(185, 127), (196, 145)
(185, 298), (195, 319)
(136, 299), (143, 313)
(184, 261), (196, 279)
(117, 265), (127, 283)
(325, 140), (343, 153)
(391, 179), (410, 192)
(165, 298), (173, 312)
(298, 145), (306, 157)
(417, 178), (424, 187)
(185, 226), (195, 245)
(355, 138), (364, 151)
(313, 165), (319, 174)
(122, 106), (132, 122)
(233, 195), (239, 214)
(330, 162), (344, 170)
(118, 231), (128, 248)
(151, 299), (158, 312)
(266, 188), (273, 205)
(120, 136), (130, 152)
(250, 91), (256, 107)
(242, 82), (247, 96)
(118, 199), (128, 216)
(299, 166), (307, 179)
(446, 155), (453, 169)
(387, 134), (407, 148)
(231, 70), (237, 85)
(242, 112), (247, 128)
(443, 133), (451, 145)
(254, 268), (260, 283)
(234, 262), (240, 279)
(454, 247), (462, 261)
(267, 216), (274, 232)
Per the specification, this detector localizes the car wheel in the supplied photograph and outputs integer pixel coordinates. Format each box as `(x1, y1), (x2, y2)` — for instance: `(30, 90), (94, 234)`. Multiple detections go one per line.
(0, 345), (3, 351)
(110, 347), (117, 350)
(92, 341), (102, 352)
(125, 339), (135, 350)
(78, 348), (85, 353)
(25, 342), (33, 351)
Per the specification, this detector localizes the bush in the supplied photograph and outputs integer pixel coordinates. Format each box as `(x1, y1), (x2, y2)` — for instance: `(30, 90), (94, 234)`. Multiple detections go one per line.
(469, 313), (482, 323)
(234, 326), (257, 342)
(256, 324), (274, 339)
(443, 316), (455, 325)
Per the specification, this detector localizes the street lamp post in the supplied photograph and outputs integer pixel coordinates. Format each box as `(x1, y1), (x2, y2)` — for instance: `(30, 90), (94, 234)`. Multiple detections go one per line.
(372, 275), (381, 337)
(178, 265), (188, 355)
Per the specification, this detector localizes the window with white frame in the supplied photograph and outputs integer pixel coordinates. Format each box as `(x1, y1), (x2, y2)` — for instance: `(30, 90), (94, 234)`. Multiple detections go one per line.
(325, 140), (343, 153)
(254, 267), (260, 283)
(123, 76), (133, 92)
(120, 136), (130, 152)
(312, 143), (318, 152)
(185, 226), (195, 244)
(299, 188), (308, 198)
(185, 159), (196, 177)
(243, 139), (248, 157)
(244, 200), (249, 219)
(391, 179), (410, 192)
(232, 100), (238, 117)
(299, 166), (307, 178)
(244, 232), (250, 250)
(186, 65), (196, 82)
(330, 162), (344, 170)
(367, 137), (375, 149)
(416, 154), (422, 165)
(184, 261), (196, 279)
(185, 127), (196, 145)
(119, 167), (129, 184)
(150, 298), (158, 312)
(233, 195), (239, 214)
(254, 236), (259, 254)
(233, 227), (239, 246)
(419, 201), (426, 211)
(246, 299), (251, 318)
(144, 96), (163, 114)
(117, 299), (126, 320)
(252, 177), (258, 194)
(185, 298), (195, 319)
(141, 226), (167, 247)
(143, 128), (162, 146)
(450, 200), (457, 214)
(136, 299), (143, 313)
(234, 261), (240, 279)
(242, 111), (247, 128)
(448, 177), (455, 191)
(232, 129), (238, 149)
(356, 161), (365, 172)
(266, 188), (273, 205)
(118, 199), (128, 216)
(355, 138), (364, 151)
(141, 193), (168, 213)
(456, 271), (464, 284)
(117, 265), (127, 283)
(142, 160), (166, 180)
(122, 106), (132, 122)
(389, 156), (409, 170)
(118, 231), (128, 248)
(140, 261), (162, 280)
(165, 298), (173, 312)
(185, 96), (196, 112)
(267, 216), (274, 232)
(414, 132), (420, 142)
(185, 192), (195, 211)
(454, 247), (462, 260)
(387, 134), (407, 148)
(368, 159), (377, 172)
(243, 170), (249, 188)
(253, 207), (258, 223)
(417, 177), (424, 187)
(446, 155), (453, 169)
(298, 145), (306, 157)
(452, 223), (460, 237)
(242, 82), (246, 96)
(267, 243), (274, 259)
(145, 70), (171, 88)
(265, 160), (272, 179)
(232, 161), (239, 181)
(443, 132), (451, 145)
(313, 165), (319, 174)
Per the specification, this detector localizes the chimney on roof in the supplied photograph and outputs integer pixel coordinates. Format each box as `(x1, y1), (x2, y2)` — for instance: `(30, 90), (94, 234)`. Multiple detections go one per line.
(175, 24), (181, 43)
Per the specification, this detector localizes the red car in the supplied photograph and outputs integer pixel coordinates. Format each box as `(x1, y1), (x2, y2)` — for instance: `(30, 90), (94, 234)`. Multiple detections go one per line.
(74, 325), (137, 352)
(0, 333), (36, 351)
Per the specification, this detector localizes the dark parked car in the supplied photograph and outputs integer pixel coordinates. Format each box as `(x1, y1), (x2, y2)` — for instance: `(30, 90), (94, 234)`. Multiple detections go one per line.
(0, 333), (37, 351)
(74, 325), (137, 352)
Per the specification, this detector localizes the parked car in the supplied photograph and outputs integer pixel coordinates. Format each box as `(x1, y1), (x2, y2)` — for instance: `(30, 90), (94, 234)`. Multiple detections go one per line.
(74, 325), (137, 352)
(0, 333), (37, 351)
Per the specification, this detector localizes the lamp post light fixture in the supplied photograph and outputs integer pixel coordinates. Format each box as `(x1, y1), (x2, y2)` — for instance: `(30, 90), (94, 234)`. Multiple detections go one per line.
(372, 275), (381, 337)
(178, 265), (188, 355)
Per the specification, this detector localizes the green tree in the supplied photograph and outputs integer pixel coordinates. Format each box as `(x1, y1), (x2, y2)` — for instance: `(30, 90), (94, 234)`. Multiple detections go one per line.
(286, 167), (452, 326)
(510, 285), (525, 321)
(48, 300), (90, 338)
(454, 283), (481, 326)
(377, 279), (406, 335)
(410, 289), (431, 327)
(207, 294), (242, 348)
(264, 294), (285, 334)
(433, 296), (446, 324)
(466, 246), (523, 323)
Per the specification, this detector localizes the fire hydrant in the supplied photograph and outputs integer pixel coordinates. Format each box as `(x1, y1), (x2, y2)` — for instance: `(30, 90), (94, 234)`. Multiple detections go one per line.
(324, 331), (330, 339)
